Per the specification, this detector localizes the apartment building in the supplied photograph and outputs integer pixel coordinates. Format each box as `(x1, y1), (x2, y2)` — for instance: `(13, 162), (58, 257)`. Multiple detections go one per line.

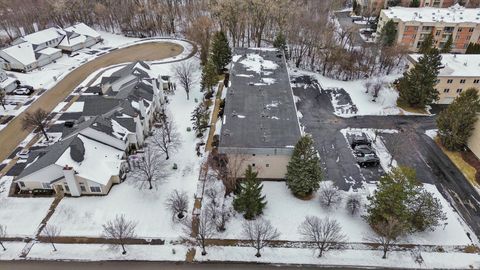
(355, 0), (455, 13)
(377, 4), (480, 53)
(407, 53), (480, 104)
(218, 48), (301, 179)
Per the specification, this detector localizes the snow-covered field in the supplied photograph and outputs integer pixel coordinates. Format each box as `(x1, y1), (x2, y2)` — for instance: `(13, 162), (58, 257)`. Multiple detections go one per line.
(27, 243), (187, 261)
(196, 246), (480, 269)
(0, 177), (53, 237)
(47, 59), (204, 240)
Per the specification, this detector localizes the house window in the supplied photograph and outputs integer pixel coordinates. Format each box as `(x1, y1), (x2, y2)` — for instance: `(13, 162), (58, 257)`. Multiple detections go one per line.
(435, 30), (441, 36)
(474, 79), (479, 84)
(64, 183), (70, 192)
(252, 154), (256, 156)
(252, 163), (256, 167)
(42, 182), (51, 189)
(447, 79), (453, 84)
(460, 79), (466, 84)
(469, 28), (474, 32)
(80, 183), (86, 192)
(458, 28), (462, 32)
(443, 89), (450, 93)
(266, 164), (270, 168)
(435, 79), (440, 84)
(456, 89), (463, 93)
(90, 186), (101, 193)
(18, 181), (25, 188)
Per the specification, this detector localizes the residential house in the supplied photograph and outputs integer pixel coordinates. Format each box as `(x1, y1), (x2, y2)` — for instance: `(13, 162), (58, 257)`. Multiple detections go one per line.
(0, 42), (62, 72)
(407, 53), (480, 104)
(14, 61), (165, 196)
(58, 23), (102, 53)
(0, 68), (17, 93)
(376, 4), (480, 53)
(218, 48), (302, 179)
(11, 27), (65, 51)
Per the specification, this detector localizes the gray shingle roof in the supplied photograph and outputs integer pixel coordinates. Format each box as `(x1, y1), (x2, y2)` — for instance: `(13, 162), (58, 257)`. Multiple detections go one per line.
(219, 48), (301, 150)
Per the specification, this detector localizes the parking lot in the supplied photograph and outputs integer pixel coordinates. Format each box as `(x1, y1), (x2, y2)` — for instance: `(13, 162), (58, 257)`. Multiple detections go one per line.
(292, 75), (480, 239)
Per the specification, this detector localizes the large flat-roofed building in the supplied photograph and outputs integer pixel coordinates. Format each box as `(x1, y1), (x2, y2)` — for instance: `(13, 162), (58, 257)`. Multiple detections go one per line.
(407, 53), (480, 104)
(218, 48), (301, 179)
(377, 4), (480, 53)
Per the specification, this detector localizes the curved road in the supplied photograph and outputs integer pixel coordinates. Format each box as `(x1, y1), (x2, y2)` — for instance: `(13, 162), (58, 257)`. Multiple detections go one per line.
(0, 41), (188, 162)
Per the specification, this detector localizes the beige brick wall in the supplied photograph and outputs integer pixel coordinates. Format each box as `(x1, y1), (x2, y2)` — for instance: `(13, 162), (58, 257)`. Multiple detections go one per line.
(232, 154), (292, 179)
(468, 116), (480, 159)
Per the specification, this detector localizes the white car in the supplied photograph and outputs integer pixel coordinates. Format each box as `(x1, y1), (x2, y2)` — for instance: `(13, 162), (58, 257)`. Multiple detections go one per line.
(13, 88), (33, 95)
(16, 149), (30, 159)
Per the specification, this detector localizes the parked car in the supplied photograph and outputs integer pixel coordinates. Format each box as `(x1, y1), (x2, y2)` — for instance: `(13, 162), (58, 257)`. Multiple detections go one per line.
(353, 145), (380, 167)
(350, 134), (371, 148)
(16, 149), (30, 159)
(12, 87), (33, 95)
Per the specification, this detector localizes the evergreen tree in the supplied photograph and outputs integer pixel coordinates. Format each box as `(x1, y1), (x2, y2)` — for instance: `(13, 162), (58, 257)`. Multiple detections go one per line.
(409, 0), (420, 7)
(441, 35), (453, 53)
(201, 58), (218, 93)
(437, 88), (480, 151)
(465, 42), (480, 54)
(191, 102), (210, 137)
(286, 136), (323, 198)
(418, 32), (434, 54)
(273, 32), (287, 51)
(233, 165), (267, 220)
(398, 47), (442, 108)
(366, 166), (446, 233)
(379, 19), (396, 47)
(210, 31), (232, 74)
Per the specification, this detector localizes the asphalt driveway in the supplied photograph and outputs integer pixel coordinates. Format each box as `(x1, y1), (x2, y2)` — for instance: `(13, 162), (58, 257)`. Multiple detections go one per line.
(292, 75), (480, 240)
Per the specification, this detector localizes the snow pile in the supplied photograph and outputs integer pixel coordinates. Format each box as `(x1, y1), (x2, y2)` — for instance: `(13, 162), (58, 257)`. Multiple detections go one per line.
(425, 129), (438, 139)
(240, 53), (278, 74)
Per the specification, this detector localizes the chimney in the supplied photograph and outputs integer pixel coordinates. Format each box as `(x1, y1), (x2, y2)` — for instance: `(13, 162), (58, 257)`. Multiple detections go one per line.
(33, 22), (39, 32)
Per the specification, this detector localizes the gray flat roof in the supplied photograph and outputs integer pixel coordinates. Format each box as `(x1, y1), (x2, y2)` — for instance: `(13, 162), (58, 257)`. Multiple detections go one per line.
(219, 48), (301, 151)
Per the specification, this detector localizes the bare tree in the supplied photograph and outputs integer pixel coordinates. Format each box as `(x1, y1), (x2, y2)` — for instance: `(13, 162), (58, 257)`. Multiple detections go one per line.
(152, 117), (181, 160)
(165, 189), (189, 220)
(182, 211), (217, 256)
(102, 215), (137, 255)
(242, 219), (280, 257)
(205, 187), (220, 207)
(0, 90), (6, 110)
(345, 194), (362, 216)
(173, 60), (196, 100)
(363, 79), (373, 94)
(131, 148), (169, 190)
(319, 182), (341, 207)
(0, 224), (6, 251)
(21, 109), (49, 141)
(42, 224), (61, 251)
(365, 217), (405, 259)
(213, 202), (231, 232)
(372, 80), (384, 102)
(298, 216), (347, 257)
(208, 149), (249, 195)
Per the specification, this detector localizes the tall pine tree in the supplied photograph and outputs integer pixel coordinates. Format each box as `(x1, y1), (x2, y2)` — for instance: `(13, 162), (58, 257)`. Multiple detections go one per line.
(286, 136), (323, 198)
(210, 31), (232, 74)
(201, 58), (218, 92)
(379, 19), (396, 47)
(233, 165), (267, 220)
(418, 32), (435, 54)
(437, 88), (480, 151)
(366, 166), (446, 233)
(398, 36), (443, 109)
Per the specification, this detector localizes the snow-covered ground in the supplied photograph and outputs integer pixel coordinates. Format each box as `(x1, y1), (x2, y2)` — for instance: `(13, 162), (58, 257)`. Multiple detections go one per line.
(196, 246), (480, 269)
(27, 243), (187, 261)
(0, 242), (26, 260)
(220, 180), (474, 246)
(291, 69), (429, 117)
(0, 177), (53, 237)
(47, 59), (204, 241)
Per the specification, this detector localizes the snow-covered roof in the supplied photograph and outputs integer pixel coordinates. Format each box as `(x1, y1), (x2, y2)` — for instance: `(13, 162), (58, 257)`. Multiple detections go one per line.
(1, 42), (37, 66)
(20, 27), (65, 45)
(55, 134), (124, 186)
(64, 23), (100, 39)
(0, 76), (16, 88)
(383, 4), (480, 23)
(59, 34), (86, 47)
(38, 47), (61, 56)
(409, 53), (480, 77)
